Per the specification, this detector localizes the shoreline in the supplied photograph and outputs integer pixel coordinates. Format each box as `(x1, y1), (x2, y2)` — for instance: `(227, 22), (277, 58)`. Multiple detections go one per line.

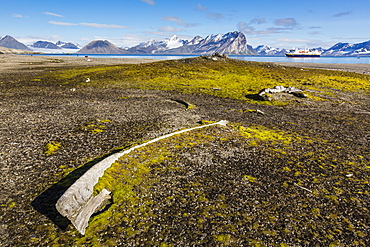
(274, 61), (370, 74)
(1, 54), (370, 74)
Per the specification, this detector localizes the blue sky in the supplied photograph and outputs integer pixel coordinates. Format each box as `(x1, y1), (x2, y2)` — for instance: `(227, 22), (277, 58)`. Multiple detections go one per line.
(1, 0), (369, 49)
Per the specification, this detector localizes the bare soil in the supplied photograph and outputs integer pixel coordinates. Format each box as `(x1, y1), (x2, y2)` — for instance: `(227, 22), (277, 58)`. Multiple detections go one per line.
(0, 55), (369, 246)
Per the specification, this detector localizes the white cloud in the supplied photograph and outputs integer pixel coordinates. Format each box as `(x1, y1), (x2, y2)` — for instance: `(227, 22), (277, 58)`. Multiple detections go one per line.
(196, 3), (207, 11)
(333, 11), (351, 17)
(162, 16), (198, 27)
(249, 17), (266, 25)
(80, 23), (127, 29)
(276, 37), (327, 47)
(238, 22), (257, 34)
(157, 26), (183, 32)
(195, 3), (224, 21)
(274, 18), (298, 27)
(48, 21), (127, 29)
(43, 12), (64, 17)
(140, 0), (155, 5)
(238, 22), (285, 35)
(162, 16), (185, 25)
(49, 21), (77, 26)
(207, 12), (224, 20)
(144, 31), (176, 37)
(12, 14), (24, 18)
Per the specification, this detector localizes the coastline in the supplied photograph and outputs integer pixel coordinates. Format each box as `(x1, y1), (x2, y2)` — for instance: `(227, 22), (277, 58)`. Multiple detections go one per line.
(274, 61), (370, 74)
(1, 54), (370, 74)
(0, 54), (157, 73)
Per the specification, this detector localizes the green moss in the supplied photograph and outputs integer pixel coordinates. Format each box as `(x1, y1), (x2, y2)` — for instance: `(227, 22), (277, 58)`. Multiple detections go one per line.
(44, 141), (61, 156)
(91, 129), (104, 134)
(235, 125), (298, 146)
(213, 233), (232, 244)
(39, 121), (370, 245)
(44, 57), (370, 105)
(243, 175), (258, 183)
(79, 119), (111, 133)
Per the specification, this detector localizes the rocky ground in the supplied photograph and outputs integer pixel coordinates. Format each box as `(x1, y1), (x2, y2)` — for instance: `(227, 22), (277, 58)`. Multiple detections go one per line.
(0, 55), (369, 246)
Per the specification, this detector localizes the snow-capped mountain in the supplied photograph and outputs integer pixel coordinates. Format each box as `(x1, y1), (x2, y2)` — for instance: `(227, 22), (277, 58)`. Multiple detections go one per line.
(56, 41), (80, 49)
(30, 40), (81, 53)
(191, 31), (256, 55)
(124, 35), (187, 54)
(166, 35), (186, 49)
(32, 41), (61, 49)
(137, 39), (161, 48)
(322, 41), (370, 56)
(123, 31), (256, 55)
(255, 45), (287, 56)
(3, 33), (370, 56)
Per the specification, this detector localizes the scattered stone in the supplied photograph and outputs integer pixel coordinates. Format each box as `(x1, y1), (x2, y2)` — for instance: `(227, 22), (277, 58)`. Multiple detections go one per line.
(244, 109), (265, 114)
(201, 53), (228, 60)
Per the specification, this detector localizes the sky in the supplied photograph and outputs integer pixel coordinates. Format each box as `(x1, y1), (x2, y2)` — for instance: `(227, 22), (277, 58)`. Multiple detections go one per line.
(1, 0), (370, 49)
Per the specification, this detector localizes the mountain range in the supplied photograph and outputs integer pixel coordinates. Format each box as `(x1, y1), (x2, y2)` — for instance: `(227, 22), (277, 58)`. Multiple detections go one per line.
(78, 31), (256, 55)
(31, 41), (80, 50)
(321, 40), (370, 56)
(1, 33), (370, 56)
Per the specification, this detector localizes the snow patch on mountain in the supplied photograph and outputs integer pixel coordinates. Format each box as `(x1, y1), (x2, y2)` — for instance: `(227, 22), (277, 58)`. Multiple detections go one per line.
(166, 35), (184, 49)
(27, 40), (81, 53)
(255, 45), (287, 56)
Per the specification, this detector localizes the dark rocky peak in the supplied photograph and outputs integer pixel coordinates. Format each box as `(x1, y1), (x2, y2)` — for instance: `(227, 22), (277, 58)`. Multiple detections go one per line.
(77, 40), (124, 54)
(0, 35), (32, 51)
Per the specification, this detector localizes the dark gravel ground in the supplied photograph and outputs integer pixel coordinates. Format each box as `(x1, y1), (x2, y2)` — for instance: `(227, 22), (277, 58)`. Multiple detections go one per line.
(0, 57), (369, 246)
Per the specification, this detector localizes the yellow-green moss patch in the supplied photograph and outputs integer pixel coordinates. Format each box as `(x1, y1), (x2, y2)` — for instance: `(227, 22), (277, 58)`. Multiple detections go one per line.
(45, 57), (370, 105)
(44, 141), (62, 156)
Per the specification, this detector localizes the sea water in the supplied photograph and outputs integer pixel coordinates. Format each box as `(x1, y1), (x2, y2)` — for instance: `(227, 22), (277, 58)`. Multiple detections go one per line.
(31, 54), (370, 64)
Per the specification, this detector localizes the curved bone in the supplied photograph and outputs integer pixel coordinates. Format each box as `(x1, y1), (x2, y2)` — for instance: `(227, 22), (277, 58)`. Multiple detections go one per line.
(56, 120), (228, 235)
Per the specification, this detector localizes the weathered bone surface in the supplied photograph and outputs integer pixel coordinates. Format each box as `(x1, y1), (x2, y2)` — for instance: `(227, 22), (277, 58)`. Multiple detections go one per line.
(257, 85), (308, 101)
(72, 189), (111, 235)
(56, 120), (228, 235)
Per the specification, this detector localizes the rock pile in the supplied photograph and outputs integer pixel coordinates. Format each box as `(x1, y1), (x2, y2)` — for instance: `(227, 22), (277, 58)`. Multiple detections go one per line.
(257, 85), (308, 101)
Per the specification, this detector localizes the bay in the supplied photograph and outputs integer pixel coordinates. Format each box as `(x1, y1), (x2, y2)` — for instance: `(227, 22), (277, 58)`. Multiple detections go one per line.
(34, 53), (370, 64)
